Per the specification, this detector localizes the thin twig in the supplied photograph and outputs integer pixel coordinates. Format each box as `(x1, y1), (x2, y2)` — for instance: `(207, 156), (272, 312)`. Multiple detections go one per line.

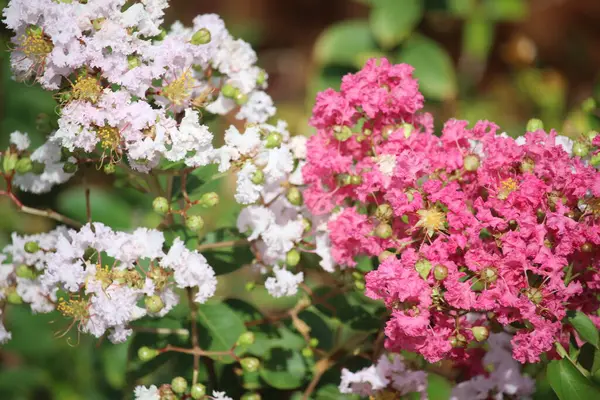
(197, 239), (248, 252)
(1, 190), (82, 228)
(187, 288), (201, 385)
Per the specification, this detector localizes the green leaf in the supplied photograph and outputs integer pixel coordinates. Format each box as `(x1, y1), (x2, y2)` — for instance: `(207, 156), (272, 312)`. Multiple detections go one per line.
(200, 228), (253, 275)
(313, 20), (378, 66)
(56, 187), (133, 230)
(316, 384), (360, 400)
(370, 0), (423, 49)
(197, 302), (247, 363)
(463, 16), (494, 61)
(427, 373), (453, 400)
(567, 310), (600, 349)
(260, 348), (307, 390)
(484, 0), (527, 21)
(396, 35), (457, 101)
(547, 358), (600, 400)
(101, 340), (129, 389)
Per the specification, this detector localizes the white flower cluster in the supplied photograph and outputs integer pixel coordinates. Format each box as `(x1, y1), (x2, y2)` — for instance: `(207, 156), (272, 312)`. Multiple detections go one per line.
(0, 223), (217, 344)
(339, 354), (428, 399)
(134, 385), (232, 400)
(450, 333), (535, 400)
(8, 131), (75, 194)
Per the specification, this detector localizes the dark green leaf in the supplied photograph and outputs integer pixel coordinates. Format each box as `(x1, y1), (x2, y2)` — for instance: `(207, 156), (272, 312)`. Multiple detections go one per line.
(396, 35), (457, 101)
(101, 340), (129, 389)
(200, 228), (253, 275)
(197, 302), (247, 363)
(313, 20), (378, 67)
(567, 310), (599, 349)
(547, 358), (600, 400)
(260, 348), (306, 390)
(427, 373), (453, 400)
(370, 0), (423, 49)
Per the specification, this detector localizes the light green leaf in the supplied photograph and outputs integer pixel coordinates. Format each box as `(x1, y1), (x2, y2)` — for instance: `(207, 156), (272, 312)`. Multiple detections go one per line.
(316, 384), (360, 399)
(547, 358), (600, 400)
(463, 16), (494, 61)
(567, 310), (599, 349)
(313, 20), (377, 66)
(56, 187), (133, 230)
(396, 35), (457, 100)
(370, 0), (423, 49)
(197, 302), (247, 363)
(101, 340), (129, 389)
(427, 373), (453, 400)
(260, 348), (307, 390)
(484, 0), (527, 21)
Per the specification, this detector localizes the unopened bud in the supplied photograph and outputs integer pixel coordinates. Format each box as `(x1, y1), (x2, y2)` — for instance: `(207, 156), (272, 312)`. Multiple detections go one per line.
(401, 123), (413, 139)
(526, 118), (544, 132)
(471, 326), (489, 342)
(190, 383), (206, 399)
(434, 265), (448, 280)
(171, 377), (188, 394)
(463, 154), (480, 172)
(301, 218), (312, 233)
(375, 204), (393, 221)
(127, 55), (141, 69)
(240, 357), (260, 373)
(333, 125), (353, 142)
(24, 241), (39, 253)
(15, 264), (35, 279)
(185, 215), (205, 232)
(301, 347), (313, 358)
(256, 69), (267, 86)
(481, 267), (497, 283)
(350, 175), (362, 185)
(573, 142), (590, 158)
(15, 157), (32, 174)
(520, 158), (535, 173)
(152, 196), (169, 214)
(251, 169), (264, 184)
(286, 187), (303, 206)
(191, 28), (211, 45)
(221, 83), (237, 98)
(199, 192), (219, 208)
(144, 295), (164, 313)
(591, 153), (600, 167)
(138, 346), (158, 361)
(235, 92), (248, 105)
(241, 393), (261, 400)
(354, 280), (365, 290)
(374, 223), (392, 239)
(237, 332), (256, 346)
(3, 151), (18, 173)
(286, 249), (301, 267)
(265, 132), (282, 149)
(7, 290), (23, 305)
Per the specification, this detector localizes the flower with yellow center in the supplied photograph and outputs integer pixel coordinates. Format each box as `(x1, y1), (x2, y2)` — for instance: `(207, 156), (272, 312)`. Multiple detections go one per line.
(416, 207), (447, 237)
(96, 125), (120, 150)
(162, 70), (194, 106)
(19, 27), (53, 61)
(498, 177), (518, 200)
(57, 297), (89, 320)
(72, 75), (103, 103)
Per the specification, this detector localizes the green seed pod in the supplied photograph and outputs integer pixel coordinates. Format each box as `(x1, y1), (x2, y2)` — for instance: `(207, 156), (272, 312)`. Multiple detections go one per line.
(190, 383), (206, 399)
(15, 264), (35, 279)
(526, 118), (544, 132)
(463, 154), (480, 172)
(62, 162), (78, 174)
(144, 295), (164, 313)
(251, 169), (264, 184)
(375, 204), (393, 221)
(286, 187), (303, 206)
(152, 196), (169, 215)
(15, 157), (33, 174)
(240, 357), (260, 373)
(286, 249), (301, 267)
(185, 215), (205, 232)
(472, 326), (489, 342)
(221, 83), (237, 98)
(237, 331), (256, 346)
(191, 28), (211, 45)
(573, 142), (590, 158)
(24, 241), (40, 254)
(199, 192), (219, 208)
(170, 377), (187, 394)
(138, 346), (158, 361)
(265, 132), (283, 149)
(127, 55), (141, 69)
(301, 347), (314, 358)
(3, 151), (18, 173)
(374, 223), (392, 239)
(350, 175), (362, 185)
(235, 92), (249, 105)
(433, 265), (448, 280)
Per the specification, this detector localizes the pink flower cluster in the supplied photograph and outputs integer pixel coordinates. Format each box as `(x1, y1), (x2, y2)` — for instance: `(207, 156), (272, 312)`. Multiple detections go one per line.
(303, 58), (600, 364)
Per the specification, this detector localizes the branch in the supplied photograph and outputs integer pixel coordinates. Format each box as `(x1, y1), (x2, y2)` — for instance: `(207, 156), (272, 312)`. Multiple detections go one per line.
(1, 191), (83, 228)
(197, 239), (248, 252)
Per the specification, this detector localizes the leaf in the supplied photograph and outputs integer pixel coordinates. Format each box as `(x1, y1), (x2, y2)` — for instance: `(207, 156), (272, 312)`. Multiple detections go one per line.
(567, 310), (599, 349)
(200, 228), (253, 275)
(547, 358), (600, 400)
(260, 348), (307, 390)
(484, 0), (527, 21)
(463, 16), (494, 61)
(197, 302), (247, 363)
(56, 186), (133, 230)
(427, 373), (453, 400)
(101, 340), (129, 389)
(316, 384), (360, 400)
(313, 20), (378, 66)
(369, 0), (423, 49)
(396, 35), (457, 101)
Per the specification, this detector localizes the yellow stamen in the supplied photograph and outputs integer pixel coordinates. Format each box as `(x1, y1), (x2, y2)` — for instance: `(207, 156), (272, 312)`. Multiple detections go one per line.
(97, 125), (120, 150)
(498, 177), (518, 200)
(72, 75), (102, 103)
(20, 30), (53, 60)
(416, 207), (447, 236)
(162, 70), (194, 106)
(57, 297), (89, 319)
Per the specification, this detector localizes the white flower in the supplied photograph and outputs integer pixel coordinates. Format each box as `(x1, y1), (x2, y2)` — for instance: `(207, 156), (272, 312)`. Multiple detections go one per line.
(237, 206), (275, 241)
(0, 309), (11, 344)
(375, 154), (397, 177)
(236, 91), (276, 123)
(257, 145), (294, 182)
(262, 219), (304, 261)
(9, 131), (30, 151)
(211, 391), (234, 400)
(235, 163), (263, 204)
(289, 135), (307, 159)
(13, 141), (75, 194)
(555, 135), (574, 155)
(265, 266), (303, 298)
(134, 385), (160, 400)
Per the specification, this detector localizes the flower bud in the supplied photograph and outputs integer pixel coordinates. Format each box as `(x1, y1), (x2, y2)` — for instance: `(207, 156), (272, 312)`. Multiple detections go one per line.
(582, 242), (594, 253)
(378, 251), (394, 263)
(7, 289), (23, 305)
(525, 287), (543, 304)
(354, 280), (365, 290)
(363, 128), (372, 136)
(235, 92), (248, 105)
(350, 175), (362, 185)
(309, 338), (319, 348)
(591, 153), (600, 167)
(103, 163), (116, 174)
(185, 215), (205, 232)
(240, 357), (260, 373)
(144, 295), (164, 313)
(15, 157), (32, 174)
(241, 393), (261, 400)
(301, 347), (314, 358)
(245, 281), (256, 292)
(381, 125), (395, 139)
(199, 192), (219, 208)
(286, 249), (301, 267)
(138, 346), (158, 361)
(286, 187), (303, 206)
(190, 383), (206, 399)
(401, 123), (414, 139)
(375, 204), (393, 221)
(449, 334), (467, 348)
(3, 151), (18, 173)
(152, 196), (169, 215)
(374, 222), (392, 239)
(585, 130), (599, 141)
(24, 241), (39, 253)
(333, 125), (353, 142)
(31, 161), (45, 175)
(434, 265), (448, 280)
(471, 326), (489, 342)
(520, 158), (535, 173)
(127, 55), (141, 69)
(481, 267), (497, 283)
(15, 264), (35, 279)
(256, 69), (267, 86)
(191, 28), (211, 45)
(573, 142), (590, 157)
(251, 170), (264, 184)
(526, 118), (544, 132)
(171, 377), (187, 394)
(237, 332), (256, 346)
(415, 259), (432, 280)
(62, 161), (77, 174)
(221, 83), (237, 98)
(463, 154), (480, 172)
(301, 218), (312, 233)
(265, 132), (283, 149)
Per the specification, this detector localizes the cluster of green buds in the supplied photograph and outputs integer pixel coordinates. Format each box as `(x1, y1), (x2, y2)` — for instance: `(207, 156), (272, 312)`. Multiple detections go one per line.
(221, 82), (248, 106)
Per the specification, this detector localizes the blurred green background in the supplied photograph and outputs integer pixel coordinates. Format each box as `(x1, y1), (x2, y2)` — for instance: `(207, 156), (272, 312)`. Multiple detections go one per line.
(2, 0), (600, 398)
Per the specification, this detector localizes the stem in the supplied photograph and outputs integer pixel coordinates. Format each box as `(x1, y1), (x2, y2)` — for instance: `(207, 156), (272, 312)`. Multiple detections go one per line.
(1, 191), (82, 228)
(197, 239), (248, 252)
(187, 288), (201, 385)
(555, 342), (590, 377)
(85, 186), (92, 224)
(131, 326), (190, 336)
(303, 358), (333, 400)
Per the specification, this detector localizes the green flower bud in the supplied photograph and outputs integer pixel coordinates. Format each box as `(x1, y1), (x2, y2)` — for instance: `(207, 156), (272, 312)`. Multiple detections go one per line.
(251, 169), (264, 184)
(199, 192), (219, 208)
(15, 157), (33, 174)
(301, 347), (314, 358)
(240, 357), (260, 373)
(190, 383), (206, 399)
(363, 128), (372, 136)
(24, 241), (39, 254)
(15, 264), (35, 279)
(241, 393), (261, 400)
(152, 196), (169, 215)
(127, 55), (141, 69)
(378, 251), (394, 263)
(6, 289), (23, 305)
(573, 142), (590, 158)
(221, 83), (237, 98)
(235, 92), (248, 105)
(309, 338), (319, 348)
(354, 280), (365, 290)
(245, 281), (256, 292)
(186, 215), (205, 232)
(591, 153), (600, 167)
(286, 249), (301, 267)
(265, 132), (283, 149)
(481, 267), (497, 283)
(301, 218), (312, 233)
(191, 28), (211, 45)
(463, 154), (480, 172)
(375, 204), (393, 221)
(103, 163), (116, 174)
(582, 97), (596, 113)
(144, 295), (164, 313)
(585, 130), (599, 141)
(286, 187), (303, 206)
(237, 332), (256, 346)
(171, 377), (187, 394)
(520, 158), (535, 173)
(160, 393), (176, 400)
(434, 265), (448, 280)
(62, 161), (78, 174)
(526, 118), (544, 132)
(525, 287), (543, 304)
(401, 123), (414, 139)
(374, 223), (392, 239)
(449, 334), (467, 348)
(471, 326), (489, 342)
(350, 175), (362, 185)
(3, 151), (18, 173)
(333, 125), (353, 142)
(415, 259), (432, 280)
(138, 346), (158, 361)
(31, 161), (45, 175)
(256, 69), (267, 86)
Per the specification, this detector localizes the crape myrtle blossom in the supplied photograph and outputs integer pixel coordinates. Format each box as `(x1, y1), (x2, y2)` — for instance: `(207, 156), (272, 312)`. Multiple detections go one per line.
(0, 223), (217, 344)
(339, 354), (428, 399)
(304, 57), (600, 365)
